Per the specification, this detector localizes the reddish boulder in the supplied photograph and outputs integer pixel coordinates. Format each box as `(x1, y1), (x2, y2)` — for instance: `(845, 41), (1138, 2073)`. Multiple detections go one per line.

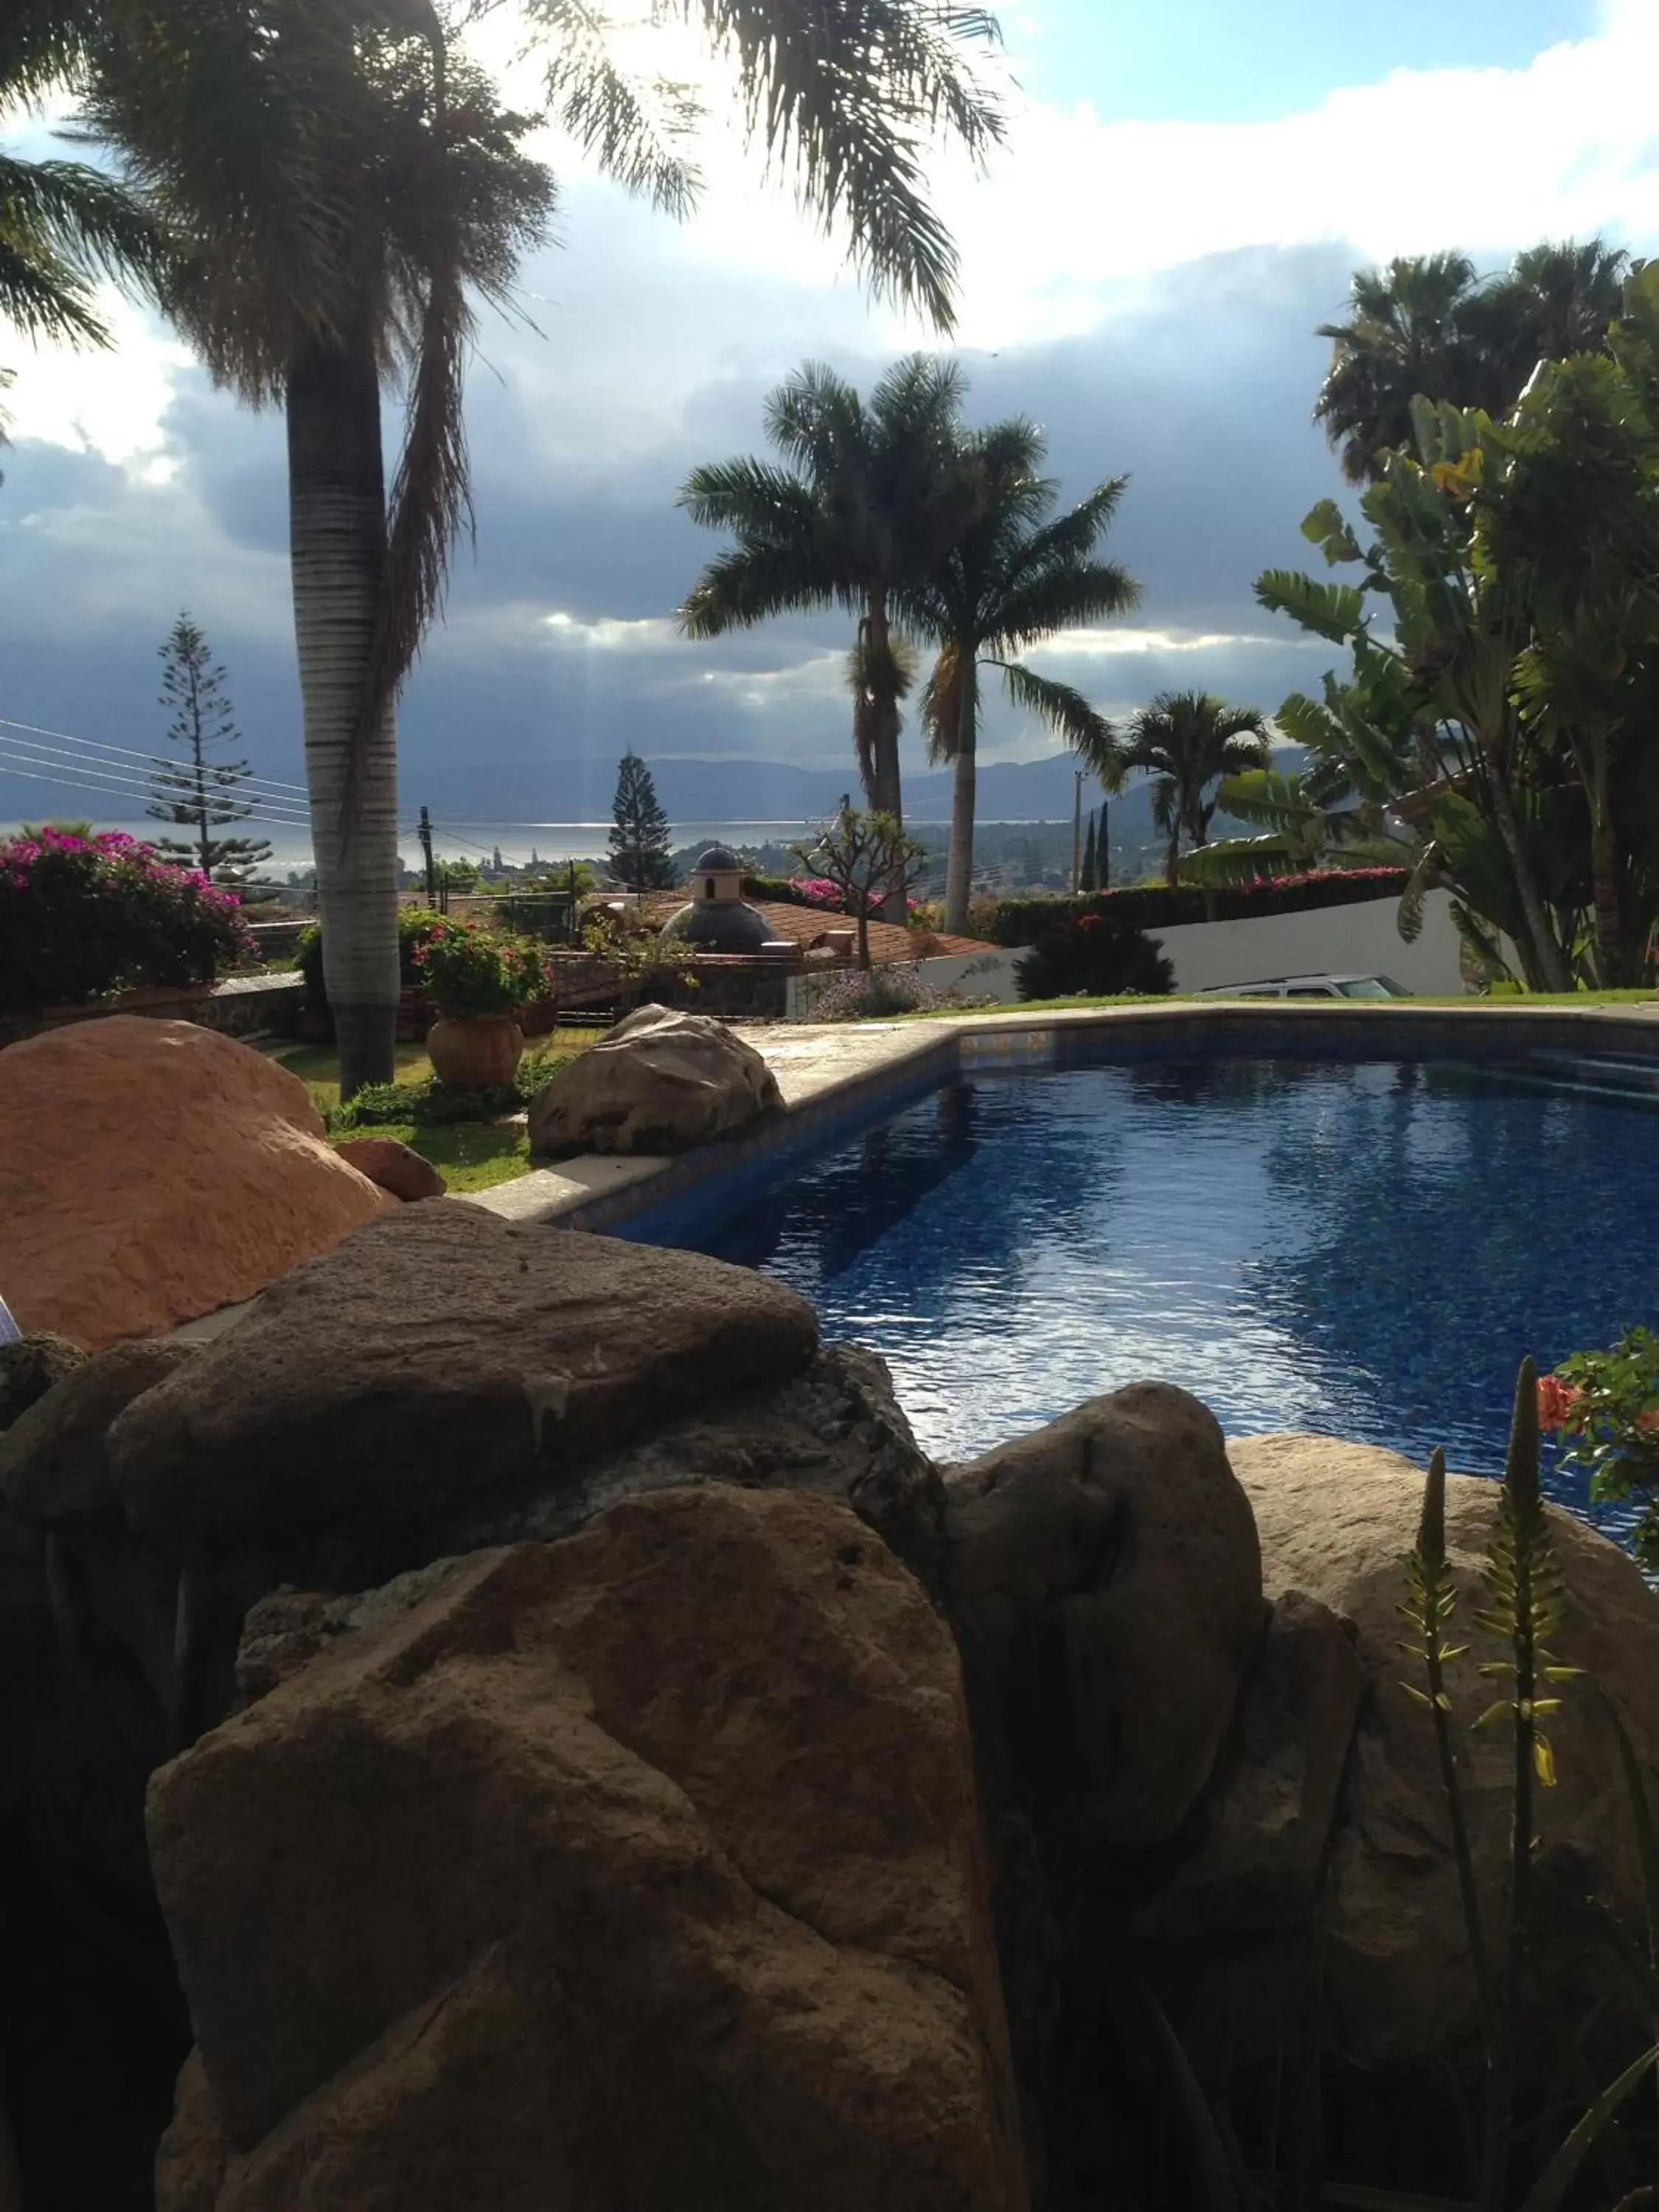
(150, 1486), (1027, 2211)
(0, 1019), (394, 1349)
(333, 1136), (446, 1203)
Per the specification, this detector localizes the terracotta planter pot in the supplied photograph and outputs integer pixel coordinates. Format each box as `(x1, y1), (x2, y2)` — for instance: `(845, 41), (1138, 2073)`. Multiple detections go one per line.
(426, 1014), (525, 1092)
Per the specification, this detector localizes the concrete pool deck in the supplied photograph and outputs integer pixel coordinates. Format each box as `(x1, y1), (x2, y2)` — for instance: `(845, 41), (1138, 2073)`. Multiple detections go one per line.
(464, 996), (1659, 1236)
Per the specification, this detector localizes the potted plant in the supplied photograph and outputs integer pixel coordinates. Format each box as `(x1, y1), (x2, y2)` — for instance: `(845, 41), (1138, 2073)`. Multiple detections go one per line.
(413, 921), (546, 1090)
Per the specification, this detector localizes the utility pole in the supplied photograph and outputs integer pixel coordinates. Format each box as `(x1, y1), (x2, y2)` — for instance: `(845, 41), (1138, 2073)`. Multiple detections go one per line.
(1071, 768), (1085, 894)
(417, 805), (437, 908)
(1099, 797), (1110, 889)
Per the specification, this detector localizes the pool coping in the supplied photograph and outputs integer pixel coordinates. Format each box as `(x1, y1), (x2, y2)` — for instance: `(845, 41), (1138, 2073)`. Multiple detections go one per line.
(464, 998), (1659, 1237)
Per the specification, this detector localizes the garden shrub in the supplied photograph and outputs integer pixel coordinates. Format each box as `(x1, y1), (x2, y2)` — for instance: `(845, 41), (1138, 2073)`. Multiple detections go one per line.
(1015, 915), (1174, 1000)
(413, 920), (547, 1019)
(985, 866), (1411, 947)
(805, 964), (946, 1020)
(296, 905), (448, 1008)
(0, 827), (255, 1012)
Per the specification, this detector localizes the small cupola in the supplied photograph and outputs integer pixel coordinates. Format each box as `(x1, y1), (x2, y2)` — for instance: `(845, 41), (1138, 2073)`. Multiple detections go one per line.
(692, 844), (745, 905)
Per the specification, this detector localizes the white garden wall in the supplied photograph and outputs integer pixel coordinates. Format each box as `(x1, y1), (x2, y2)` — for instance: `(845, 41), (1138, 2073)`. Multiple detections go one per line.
(1148, 887), (1465, 994)
(785, 947), (1023, 1020)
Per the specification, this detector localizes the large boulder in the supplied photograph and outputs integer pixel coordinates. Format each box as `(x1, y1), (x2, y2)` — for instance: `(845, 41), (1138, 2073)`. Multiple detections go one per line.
(107, 1205), (821, 1577)
(0, 1330), (86, 1433)
(0, 1018), (395, 1350)
(332, 1135), (446, 1202)
(527, 1003), (784, 1157)
(1230, 1434), (1659, 2067)
(149, 1487), (1029, 2212)
(942, 1382), (1264, 1853)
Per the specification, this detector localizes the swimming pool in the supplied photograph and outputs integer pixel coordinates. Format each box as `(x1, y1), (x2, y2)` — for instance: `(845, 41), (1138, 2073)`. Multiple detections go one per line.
(620, 1054), (1659, 1552)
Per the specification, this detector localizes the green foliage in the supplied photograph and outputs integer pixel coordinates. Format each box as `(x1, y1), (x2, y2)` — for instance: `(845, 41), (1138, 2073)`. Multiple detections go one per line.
(1015, 914), (1172, 999)
(330, 1047), (567, 1130)
(1388, 1364), (1659, 2212)
(1543, 1328), (1659, 1571)
(296, 905), (448, 1009)
(0, 825), (254, 1011)
(608, 748), (675, 890)
(413, 919), (546, 1020)
(981, 868), (1411, 945)
(792, 799), (925, 967)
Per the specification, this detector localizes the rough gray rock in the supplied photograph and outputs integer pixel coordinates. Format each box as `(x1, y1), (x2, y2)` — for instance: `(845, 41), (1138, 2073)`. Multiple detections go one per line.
(1, 1340), (197, 1526)
(1135, 1587), (1365, 1941)
(0, 1331), (86, 1435)
(150, 1490), (1028, 2212)
(1231, 1433), (1659, 2067)
(108, 1206), (819, 1577)
(942, 1382), (1265, 1852)
(526, 1003), (785, 1158)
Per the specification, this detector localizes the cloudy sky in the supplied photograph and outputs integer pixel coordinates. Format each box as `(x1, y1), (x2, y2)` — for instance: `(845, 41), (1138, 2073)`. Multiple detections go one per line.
(2, 0), (1657, 856)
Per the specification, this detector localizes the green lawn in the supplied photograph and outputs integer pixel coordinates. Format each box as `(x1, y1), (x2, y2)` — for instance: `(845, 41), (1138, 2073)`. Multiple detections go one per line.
(349, 1118), (532, 1193)
(268, 1034), (597, 1193)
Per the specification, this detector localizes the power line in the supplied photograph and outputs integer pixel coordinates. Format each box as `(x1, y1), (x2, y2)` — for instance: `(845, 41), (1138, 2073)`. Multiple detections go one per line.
(0, 714), (313, 804)
(0, 747), (316, 828)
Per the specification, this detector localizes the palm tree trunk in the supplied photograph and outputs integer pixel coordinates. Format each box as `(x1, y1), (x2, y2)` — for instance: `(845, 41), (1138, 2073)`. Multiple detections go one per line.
(860, 589), (908, 924)
(1486, 769), (1572, 992)
(287, 332), (400, 1096)
(943, 655), (978, 936)
(1587, 738), (1626, 987)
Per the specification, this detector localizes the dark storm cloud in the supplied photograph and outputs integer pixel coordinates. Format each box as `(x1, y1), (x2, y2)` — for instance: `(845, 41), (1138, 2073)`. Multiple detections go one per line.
(1, 215), (1358, 829)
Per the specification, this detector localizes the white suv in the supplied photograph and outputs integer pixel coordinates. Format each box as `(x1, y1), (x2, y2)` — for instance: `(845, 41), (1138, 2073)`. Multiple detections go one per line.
(1197, 973), (1412, 1001)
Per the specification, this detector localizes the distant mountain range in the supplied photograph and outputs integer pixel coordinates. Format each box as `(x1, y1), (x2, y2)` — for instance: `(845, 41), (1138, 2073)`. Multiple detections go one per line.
(429, 753), (1192, 834)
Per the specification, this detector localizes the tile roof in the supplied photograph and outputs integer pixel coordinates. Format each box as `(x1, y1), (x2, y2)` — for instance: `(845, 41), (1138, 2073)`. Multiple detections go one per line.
(621, 891), (995, 964)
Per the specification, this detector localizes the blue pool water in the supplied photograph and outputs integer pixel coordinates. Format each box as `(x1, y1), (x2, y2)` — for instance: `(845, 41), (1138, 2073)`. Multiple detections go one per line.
(631, 1057), (1659, 1551)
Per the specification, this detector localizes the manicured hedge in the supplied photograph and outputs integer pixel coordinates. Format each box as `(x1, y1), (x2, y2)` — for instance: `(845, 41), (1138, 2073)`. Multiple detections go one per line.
(984, 867), (1410, 947)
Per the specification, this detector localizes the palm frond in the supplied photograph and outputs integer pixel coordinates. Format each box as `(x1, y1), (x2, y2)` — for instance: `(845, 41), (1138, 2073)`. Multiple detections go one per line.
(678, 453), (821, 537)
(0, 153), (171, 344)
(531, 0), (701, 218)
(922, 638), (966, 764)
(680, 538), (837, 633)
(1256, 566), (1371, 644)
(995, 661), (1120, 779)
(683, 0), (1005, 331)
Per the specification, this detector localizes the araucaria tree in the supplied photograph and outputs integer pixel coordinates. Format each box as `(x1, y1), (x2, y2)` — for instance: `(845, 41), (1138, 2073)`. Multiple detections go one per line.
(1119, 691), (1271, 886)
(680, 355), (973, 919)
(148, 613), (271, 881)
(608, 749), (675, 891)
(909, 424), (1138, 935)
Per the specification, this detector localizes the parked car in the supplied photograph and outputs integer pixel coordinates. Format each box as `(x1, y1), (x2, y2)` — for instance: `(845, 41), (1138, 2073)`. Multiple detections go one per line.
(1196, 973), (1413, 1001)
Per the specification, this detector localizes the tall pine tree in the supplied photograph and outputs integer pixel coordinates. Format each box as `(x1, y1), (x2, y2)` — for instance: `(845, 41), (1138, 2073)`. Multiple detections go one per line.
(148, 613), (271, 882)
(1079, 808), (1098, 892)
(608, 749), (676, 890)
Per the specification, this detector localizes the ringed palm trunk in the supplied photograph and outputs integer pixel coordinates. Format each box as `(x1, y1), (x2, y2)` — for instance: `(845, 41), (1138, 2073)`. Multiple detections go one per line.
(860, 589), (908, 924)
(1485, 767), (1572, 992)
(943, 653), (978, 937)
(287, 332), (401, 1096)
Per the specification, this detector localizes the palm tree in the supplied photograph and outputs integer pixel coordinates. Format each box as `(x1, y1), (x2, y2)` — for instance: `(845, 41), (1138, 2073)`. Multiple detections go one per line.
(680, 355), (971, 919)
(1120, 691), (1271, 887)
(82, 4), (554, 1093)
(1314, 252), (1491, 485)
(1315, 239), (1632, 486)
(906, 423), (1139, 935)
(83, 2), (1004, 1088)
